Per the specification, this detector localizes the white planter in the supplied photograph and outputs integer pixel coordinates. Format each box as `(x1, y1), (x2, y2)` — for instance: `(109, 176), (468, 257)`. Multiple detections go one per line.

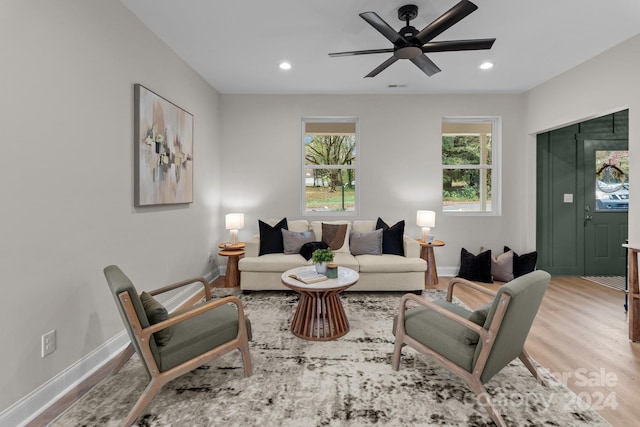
(315, 262), (328, 274)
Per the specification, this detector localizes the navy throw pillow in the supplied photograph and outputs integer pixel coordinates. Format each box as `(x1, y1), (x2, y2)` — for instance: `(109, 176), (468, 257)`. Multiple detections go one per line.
(375, 218), (405, 256)
(457, 248), (493, 283)
(258, 218), (288, 255)
(504, 246), (538, 278)
(300, 241), (329, 261)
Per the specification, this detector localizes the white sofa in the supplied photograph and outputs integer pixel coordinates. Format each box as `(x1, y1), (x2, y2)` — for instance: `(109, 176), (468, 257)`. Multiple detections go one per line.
(238, 219), (427, 292)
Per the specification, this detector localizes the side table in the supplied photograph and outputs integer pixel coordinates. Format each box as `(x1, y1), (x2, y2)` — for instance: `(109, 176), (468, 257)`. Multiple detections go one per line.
(418, 239), (445, 288)
(218, 242), (245, 288)
(281, 266), (359, 341)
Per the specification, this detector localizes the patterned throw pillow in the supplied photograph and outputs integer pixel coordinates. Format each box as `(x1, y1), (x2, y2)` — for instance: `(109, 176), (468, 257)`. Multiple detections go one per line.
(321, 223), (348, 250)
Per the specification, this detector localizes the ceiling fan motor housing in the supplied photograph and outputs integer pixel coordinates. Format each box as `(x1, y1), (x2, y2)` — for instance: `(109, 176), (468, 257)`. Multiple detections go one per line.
(328, 0), (495, 78)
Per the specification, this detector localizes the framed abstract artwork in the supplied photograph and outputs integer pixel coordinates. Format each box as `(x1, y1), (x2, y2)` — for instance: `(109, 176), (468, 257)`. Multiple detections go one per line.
(134, 84), (194, 206)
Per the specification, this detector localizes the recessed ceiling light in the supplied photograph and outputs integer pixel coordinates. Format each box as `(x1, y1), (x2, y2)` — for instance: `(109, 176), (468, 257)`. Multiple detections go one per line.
(480, 62), (494, 70)
(279, 62), (292, 70)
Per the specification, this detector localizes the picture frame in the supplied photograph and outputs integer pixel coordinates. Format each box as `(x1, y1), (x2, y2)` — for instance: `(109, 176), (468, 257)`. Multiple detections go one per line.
(134, 84), (194, 206)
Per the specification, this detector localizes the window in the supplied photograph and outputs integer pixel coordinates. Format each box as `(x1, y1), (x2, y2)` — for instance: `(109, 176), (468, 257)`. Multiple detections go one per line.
(595, 150), (629, 212)
(302, 117), (358, 215)
(442, 117), (501, 215)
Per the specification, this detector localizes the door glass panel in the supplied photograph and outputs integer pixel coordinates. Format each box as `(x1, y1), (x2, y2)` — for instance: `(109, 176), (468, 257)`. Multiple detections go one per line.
(595, 150), (629, 212)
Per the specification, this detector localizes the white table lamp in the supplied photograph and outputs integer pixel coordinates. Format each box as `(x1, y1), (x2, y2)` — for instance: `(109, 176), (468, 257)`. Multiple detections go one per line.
(416, 210), (436, 243)
(225, 213), (244, 244)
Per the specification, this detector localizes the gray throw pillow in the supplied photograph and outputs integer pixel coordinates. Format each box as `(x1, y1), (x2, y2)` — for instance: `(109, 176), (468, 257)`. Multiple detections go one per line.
(140, 291), (173, 346)
(464, 302), (492, 345)
(492, 250), (514, 282)
(282, 229), (314, 254)
(350, 229), (383, 256)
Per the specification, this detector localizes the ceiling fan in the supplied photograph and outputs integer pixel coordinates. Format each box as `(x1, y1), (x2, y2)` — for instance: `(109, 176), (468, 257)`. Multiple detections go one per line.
(329, 0), (496, 78)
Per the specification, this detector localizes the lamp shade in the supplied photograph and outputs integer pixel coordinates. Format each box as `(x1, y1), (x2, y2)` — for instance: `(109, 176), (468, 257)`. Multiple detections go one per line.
(416, 210), (435, 228)
(225, 213), (244, 230)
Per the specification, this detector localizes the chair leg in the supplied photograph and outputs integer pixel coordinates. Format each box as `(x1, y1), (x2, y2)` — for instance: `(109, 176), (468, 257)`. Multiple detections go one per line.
(122, 379), (163, 427)
(467, 378), (508, 427)
(519, 349), (547, 386)
(391, 334), (404, 371)
(239, 341), (253, 376)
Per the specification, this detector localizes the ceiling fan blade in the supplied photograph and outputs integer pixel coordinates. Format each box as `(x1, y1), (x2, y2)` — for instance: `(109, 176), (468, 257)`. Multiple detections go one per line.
(329, 48), (394, 58)
(359, 12), (408, 45)
(410, 55), (441, 77)
(365, 56), (399, 78)
(422, 38), (495, 52)
(416, 0), (478, 44)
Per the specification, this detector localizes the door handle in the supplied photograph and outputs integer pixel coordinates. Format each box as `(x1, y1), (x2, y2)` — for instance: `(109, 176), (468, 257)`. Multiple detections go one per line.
(585, 215), (593, 221)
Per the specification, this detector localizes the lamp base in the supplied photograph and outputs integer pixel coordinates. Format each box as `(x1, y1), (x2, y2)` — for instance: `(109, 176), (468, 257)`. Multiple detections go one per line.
(421, 227), (431, 243)
(229, 230), (238, 245)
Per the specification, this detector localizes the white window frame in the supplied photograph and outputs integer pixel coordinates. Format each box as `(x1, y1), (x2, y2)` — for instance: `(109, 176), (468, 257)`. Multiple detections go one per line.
(301, 116), (359, 216)
(441, 116), (502, 216)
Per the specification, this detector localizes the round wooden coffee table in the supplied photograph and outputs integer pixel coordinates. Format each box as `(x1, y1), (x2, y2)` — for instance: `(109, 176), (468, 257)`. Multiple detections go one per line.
(281, 266), (359, 341)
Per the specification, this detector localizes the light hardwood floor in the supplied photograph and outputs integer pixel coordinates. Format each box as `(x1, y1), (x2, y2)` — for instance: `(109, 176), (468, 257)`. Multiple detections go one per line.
(34, 275), (638, 426)
(436, 276), (639, 427)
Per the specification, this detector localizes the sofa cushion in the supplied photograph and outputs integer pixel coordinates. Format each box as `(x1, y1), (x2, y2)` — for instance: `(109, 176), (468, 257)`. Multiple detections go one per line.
(259, 218), (288, 255)
(332, 252), (360, 271)
(140, 291), (173, 346)
(356, 254), (426, 273)
(282, 229), (314, 254)
(376, 218), (405, 256)
(287, 219), (310, 233)
(352, 220), (376, 233)
(350, 229), (383, 256)
(239, 253), (308, 272)
(310, 221), (351, 253)
(457, 248), (493, 283)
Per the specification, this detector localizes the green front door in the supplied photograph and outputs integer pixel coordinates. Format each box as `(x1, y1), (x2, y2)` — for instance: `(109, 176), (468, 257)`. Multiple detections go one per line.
(536, 110), (628, 276)
(582, 139), (628, 275)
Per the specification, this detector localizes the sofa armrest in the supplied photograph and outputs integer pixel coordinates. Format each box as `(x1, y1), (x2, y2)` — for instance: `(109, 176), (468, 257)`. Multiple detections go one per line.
(245, 234), (260, 257)
(403, 235), (420, 258)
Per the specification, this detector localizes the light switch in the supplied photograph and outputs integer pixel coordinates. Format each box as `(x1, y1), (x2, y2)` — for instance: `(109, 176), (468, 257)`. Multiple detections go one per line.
(563, 193), (573, 203)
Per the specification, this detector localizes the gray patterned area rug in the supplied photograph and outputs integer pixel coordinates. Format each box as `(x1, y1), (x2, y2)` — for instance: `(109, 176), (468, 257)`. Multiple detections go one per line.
(54, 291), (609, 426)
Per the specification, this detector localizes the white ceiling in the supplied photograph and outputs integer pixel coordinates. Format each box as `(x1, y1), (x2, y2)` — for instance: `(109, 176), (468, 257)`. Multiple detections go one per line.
(120, 0), (640, 95)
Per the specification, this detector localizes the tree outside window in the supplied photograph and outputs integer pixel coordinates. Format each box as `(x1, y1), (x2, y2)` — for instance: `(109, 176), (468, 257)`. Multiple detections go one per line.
(302, 118), (358, 214)
(442, 117), (501, 214)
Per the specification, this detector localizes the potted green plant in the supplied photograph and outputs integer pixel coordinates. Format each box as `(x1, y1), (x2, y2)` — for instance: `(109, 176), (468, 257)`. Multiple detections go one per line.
(311, 248), (334, 274)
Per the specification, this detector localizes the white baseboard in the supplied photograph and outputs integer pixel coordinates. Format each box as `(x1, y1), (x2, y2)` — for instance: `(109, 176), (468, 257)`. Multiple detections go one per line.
(0, 271), (218, 427)
(439, 266), (458, 277)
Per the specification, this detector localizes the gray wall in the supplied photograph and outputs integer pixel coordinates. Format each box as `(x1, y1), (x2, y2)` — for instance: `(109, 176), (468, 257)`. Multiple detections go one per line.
(220, 94), (528, 269)
(1, 0), (223, 412)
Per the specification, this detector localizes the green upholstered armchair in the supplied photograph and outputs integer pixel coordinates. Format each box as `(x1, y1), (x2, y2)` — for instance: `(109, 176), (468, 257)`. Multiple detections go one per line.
(104, 265), (253, 426)
(392, 270), (550, 427)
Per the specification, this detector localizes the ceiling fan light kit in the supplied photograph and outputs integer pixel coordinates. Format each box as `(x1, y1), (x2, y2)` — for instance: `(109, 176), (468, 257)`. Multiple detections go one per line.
(329, 0), (496, 78)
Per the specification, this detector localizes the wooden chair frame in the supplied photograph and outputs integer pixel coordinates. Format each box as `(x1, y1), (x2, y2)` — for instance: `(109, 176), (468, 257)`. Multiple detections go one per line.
(392, 277), (546, 427)
(117, 277), (252, 426)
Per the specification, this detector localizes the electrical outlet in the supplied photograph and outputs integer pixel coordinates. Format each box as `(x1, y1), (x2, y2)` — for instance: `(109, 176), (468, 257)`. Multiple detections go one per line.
(41, 330), (56, 358)
(208, 252), (214, 263)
